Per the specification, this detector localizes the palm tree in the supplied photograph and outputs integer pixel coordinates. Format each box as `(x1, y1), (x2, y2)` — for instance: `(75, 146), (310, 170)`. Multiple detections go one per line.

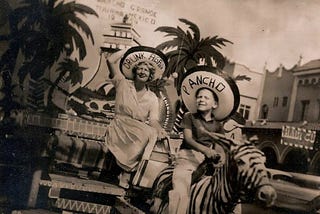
(46, 58), (87, 111)
(155, 18), (232, 133)
(0, 1), (19, 118)
(155, 18), (232, 94)
(13, 0), (98, 83)
(0, 0), (98, 117)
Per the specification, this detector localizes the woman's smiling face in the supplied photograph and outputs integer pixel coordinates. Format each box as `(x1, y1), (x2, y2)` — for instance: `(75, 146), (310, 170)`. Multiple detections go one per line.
(135, 63), (151, 82)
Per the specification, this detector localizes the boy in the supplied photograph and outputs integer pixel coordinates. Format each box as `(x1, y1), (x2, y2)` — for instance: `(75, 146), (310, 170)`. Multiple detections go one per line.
(169, 87), (224, 214)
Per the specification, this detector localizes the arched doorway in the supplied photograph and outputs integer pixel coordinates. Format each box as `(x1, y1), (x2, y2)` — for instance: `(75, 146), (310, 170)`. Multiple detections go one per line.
(309, 151), (320, 176)
(261, 147), (278, 169)
(282, 148), (308, 173)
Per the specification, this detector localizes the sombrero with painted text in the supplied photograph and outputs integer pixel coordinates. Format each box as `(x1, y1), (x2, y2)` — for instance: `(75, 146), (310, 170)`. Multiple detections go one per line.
(119, 46), (168, 80)
(180, 66), (240, 121)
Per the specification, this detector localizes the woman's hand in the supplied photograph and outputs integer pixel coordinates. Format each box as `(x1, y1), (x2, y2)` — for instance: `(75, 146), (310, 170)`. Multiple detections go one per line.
(106, 48), (129, 64)
(106, 48), (129, 79)
(157, 128), (168, 140)
(149, 120), (168, 140)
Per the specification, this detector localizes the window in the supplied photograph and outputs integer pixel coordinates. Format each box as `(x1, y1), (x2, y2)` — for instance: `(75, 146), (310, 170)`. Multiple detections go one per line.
(301, 100), (310, 121)
(318, 99), (320, 121)
(239, 104), (251, 120)
(282, 96), (288, 107)
(261, 104), (269, 119)
(273, 97), (279, 107)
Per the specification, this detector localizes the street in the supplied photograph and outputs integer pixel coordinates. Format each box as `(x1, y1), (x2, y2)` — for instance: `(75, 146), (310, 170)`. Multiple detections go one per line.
(242, 203), (309, 214)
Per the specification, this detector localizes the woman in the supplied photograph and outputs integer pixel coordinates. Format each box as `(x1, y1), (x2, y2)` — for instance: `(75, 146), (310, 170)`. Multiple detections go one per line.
(104, 46), (168, 187)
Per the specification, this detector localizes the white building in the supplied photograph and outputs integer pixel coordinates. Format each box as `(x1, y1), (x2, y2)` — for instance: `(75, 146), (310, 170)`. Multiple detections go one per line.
(224, 61), (264, 121)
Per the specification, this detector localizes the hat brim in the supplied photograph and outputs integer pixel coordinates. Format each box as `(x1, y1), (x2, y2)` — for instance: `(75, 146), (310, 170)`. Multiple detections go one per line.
(119, 46), (168, 80)
(180, 66), (240, 121)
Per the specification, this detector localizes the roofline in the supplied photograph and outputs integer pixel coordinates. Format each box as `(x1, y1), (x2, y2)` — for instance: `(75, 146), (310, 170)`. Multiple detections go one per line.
(110, 24), (141, 37)
(293, 67), (320, 76)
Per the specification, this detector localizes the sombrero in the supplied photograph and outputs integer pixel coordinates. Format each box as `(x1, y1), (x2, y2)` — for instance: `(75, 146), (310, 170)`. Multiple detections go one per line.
(119, 46), (168, 80)
(180, 66), (240, 121)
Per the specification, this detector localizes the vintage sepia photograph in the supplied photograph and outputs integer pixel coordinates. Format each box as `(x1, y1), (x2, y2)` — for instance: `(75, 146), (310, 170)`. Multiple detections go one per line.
(0, 0), (319, 213)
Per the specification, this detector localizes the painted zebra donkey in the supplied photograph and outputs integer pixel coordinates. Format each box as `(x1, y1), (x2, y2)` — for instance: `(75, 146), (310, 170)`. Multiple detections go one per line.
(150, 134), (277, 214)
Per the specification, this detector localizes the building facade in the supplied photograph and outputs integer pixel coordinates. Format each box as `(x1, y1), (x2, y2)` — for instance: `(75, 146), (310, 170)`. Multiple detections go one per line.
(259, 64), (296, 121)
(224, 61), (264, 121)
(258, 59), (320, 123)
(289, 59), (320, 122)
(101, 19), (141, 53)
(245, 59), (320, 175)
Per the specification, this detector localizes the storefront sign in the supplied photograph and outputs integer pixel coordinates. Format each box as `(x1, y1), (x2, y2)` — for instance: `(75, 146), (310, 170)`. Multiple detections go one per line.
(281, 126), (316, 150)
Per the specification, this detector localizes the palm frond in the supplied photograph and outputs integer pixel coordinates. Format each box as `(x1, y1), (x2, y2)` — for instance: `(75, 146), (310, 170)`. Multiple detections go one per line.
(71, 2), (99, 17)
(178, 18), (200, 42)
(155, 26), (186, 39)
(163, 53), (186, 77)
(11, 5), (36, 23)
(47, 43), (64, 65)
(206, 36), (233, 48)
(207, 49), (226, 69)
(17, 62), (37, 85)
(65, 27), (87, 59)
(165, 50), (184, 58)
(0, 45), (19, 73)
(57, 58), (87, 86)
(21, 31), (48, 57)
(54, 1), (98, 17)
(234, 75), (251, 82)
(64, 14), (95, 44)
(185, 30), (196, 50)
(156, 38), (183, 51)
(195, 44), (225, 68)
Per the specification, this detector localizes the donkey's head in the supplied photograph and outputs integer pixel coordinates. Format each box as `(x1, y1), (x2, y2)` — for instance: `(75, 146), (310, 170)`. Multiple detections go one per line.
(229, 142), (277, 207)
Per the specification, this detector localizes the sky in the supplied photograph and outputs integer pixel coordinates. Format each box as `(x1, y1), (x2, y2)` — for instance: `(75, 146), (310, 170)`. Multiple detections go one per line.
(2, 0), (320, 83)
(48, 0), (320, 86)
(135, 0), (320, 73)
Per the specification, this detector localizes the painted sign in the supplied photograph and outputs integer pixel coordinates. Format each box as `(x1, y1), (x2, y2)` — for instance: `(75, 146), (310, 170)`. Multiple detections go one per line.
(122, 52), (165, 71)
(94, 0), (159, 25)
(281, 125), (316, 150)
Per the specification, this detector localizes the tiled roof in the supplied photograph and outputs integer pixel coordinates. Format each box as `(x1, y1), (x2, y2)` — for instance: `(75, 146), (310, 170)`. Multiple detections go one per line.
(294, 59), (320, 72)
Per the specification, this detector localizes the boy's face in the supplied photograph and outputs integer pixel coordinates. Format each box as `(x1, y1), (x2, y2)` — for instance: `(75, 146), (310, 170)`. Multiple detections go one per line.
(196, 88), (218, 112)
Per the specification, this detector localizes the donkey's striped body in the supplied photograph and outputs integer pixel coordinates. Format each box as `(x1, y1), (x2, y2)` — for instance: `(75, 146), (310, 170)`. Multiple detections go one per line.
(151, 137), (275, 214)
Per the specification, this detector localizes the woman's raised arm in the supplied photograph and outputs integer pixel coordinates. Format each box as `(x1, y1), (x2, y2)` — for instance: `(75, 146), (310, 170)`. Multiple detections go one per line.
(105, 48), (128, 79)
